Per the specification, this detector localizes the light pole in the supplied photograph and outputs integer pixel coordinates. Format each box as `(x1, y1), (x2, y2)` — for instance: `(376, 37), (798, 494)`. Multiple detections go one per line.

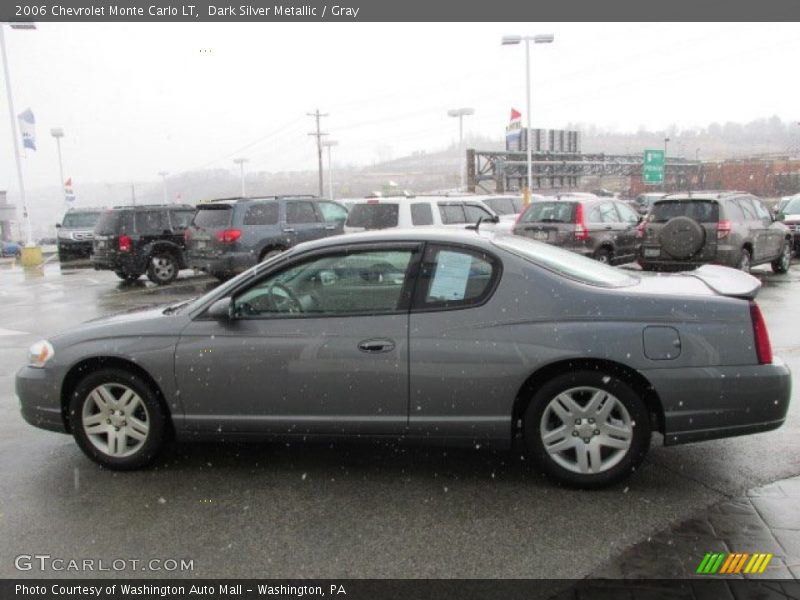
(447, 107), (474, 190)
(157, 171), (169, 204)
(502, 33), (554, 203)
(50, 128), (67, 207)
(663, 137), (670, 192)
(233, 158), (248, 197)
(322, 140), (338, 200)
(0, 22), (36, 248)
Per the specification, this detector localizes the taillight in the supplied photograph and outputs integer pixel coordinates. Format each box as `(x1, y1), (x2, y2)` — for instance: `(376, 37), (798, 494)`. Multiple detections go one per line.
(215, 229), (241, 244)
(514, 208), (528, 227)
(717, 219), (732, 239)
(750, 301), (773, 365)
(636, 218), (648, 238)
(574, 203), (588, 241)
(118, 235), (131, 252)
(184, 229), (192, 242)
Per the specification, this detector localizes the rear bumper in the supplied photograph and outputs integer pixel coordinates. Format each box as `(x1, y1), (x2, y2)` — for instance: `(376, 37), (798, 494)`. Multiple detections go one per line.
(638, 245), (737, 269)
(188, 251), (253, 276)
(642, 359), (791, 446)
(91, 252), (142, 273)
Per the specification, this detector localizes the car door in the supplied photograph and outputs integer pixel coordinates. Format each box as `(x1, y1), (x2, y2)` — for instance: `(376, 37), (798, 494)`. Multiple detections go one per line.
(408, 243), (504, 440)
(315, 201), (348, 237)
(174, 243), (422, 435)
(283, 200), (326, 246)
(752, 196), (784, 259)
(612, 201), (641, 260)
(464, 202), (498, 230)
(736, 196), (769, 261)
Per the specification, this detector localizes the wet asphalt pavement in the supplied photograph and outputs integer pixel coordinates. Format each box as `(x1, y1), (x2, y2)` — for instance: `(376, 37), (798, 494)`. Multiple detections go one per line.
(0, 258), (797, 579)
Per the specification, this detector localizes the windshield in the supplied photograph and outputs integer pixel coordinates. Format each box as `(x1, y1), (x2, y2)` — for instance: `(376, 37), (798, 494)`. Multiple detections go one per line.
(493, 235), (639, 288)
(519, 202), (576, 223)
(782, 197), (800, 215)
(346, 203), (399, 229)
(651, 200), (719, 223)
(193, 206), (232, 228)
(62, 211), (102, 228)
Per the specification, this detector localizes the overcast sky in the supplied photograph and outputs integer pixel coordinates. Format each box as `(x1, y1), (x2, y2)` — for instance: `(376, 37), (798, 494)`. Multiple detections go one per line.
(1, 22), (798, 195)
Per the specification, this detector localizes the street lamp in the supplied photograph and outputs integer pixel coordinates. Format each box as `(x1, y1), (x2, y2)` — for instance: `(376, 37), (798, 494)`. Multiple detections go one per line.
(233, 158), (248, 197)
(447, 107), (474, 190)
(157, 171), (169, 204)
(50, 128), (67, 207)
(0, 22), (36, 248)
(322, 140), (338, 200)
(502, 33), (554, 203)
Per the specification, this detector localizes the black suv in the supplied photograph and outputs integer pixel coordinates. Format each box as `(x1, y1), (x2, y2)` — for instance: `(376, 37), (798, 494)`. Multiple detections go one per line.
(638, 191), (792, 273)
(185, 196), (347, 280)
(91, 204), (197, 284)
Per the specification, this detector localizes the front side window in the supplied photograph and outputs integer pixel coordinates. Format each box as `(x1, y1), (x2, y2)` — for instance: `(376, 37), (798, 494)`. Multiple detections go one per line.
(615, 202), (640, 224)
(751, 197), (771, 221)
(232, 249), (415, 318)
(484, 197), (516, 215)
(244, 202), (279, 226)
(464, 203), (493, 222)
(598, 202), (621, 223)
(415, 245), (499, 310)
(286, 201), (319, 224)
(317, 201), (348, 223)
(438, 203), (467, 224)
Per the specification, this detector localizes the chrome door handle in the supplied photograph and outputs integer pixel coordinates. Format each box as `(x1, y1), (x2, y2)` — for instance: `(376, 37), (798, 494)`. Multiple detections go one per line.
(283, 228), (296, 233)
(324, 225), (336, 230)
(358, 339), (395, 353)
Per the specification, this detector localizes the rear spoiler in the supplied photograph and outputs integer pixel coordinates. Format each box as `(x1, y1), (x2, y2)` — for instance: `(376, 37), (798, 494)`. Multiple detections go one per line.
(681, 265), (761, 300)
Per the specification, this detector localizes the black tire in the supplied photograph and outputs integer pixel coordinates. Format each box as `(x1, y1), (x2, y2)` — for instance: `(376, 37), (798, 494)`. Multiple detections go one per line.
(147, 252), (179, 285)
(68, 368), (167, 470)
(593, 247), (613, 264)
(259, 248), (283, 263)
(523, 370), (651, 489)
(737, 248), (752, 273)
(115, 270), (141, 282)
(771, 241), (792, 274)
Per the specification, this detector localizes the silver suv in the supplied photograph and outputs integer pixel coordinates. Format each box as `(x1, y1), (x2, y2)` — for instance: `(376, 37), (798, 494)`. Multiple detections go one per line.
(56, 207), (104, 261)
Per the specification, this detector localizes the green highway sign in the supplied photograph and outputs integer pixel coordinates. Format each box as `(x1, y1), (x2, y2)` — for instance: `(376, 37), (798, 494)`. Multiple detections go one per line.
(643, 149), (665, 184)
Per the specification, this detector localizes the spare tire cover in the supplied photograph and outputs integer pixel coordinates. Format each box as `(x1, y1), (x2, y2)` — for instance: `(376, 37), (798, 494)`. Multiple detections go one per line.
(659, 216), (706, 259)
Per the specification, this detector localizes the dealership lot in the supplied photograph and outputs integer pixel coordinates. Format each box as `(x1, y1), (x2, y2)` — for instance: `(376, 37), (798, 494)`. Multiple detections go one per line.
(0, 261), (797, 579)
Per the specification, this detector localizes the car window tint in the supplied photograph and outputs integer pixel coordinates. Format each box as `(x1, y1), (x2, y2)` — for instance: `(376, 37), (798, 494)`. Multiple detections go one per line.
(724, 199), (745, 221)
(520, 202), (575, 223)
(615, 202), (640, 224)
(170, 209), (195, 229)
(737, 197), (758, 220)
(317, 201), (348, 223)
(243, 203), (279, 225)
(464, 203), (493, 222)
(588, 204), (602, 223)
(411, 202), (434, 226)
(232, 249), (414, 317)
(438, 203), (467, 224)
(135, 210), (166, 233)
(194, 207), (232, 228)
(751, 198), (771, 220)
(418, 246), (498, 309)
(651, 200), (719, 223)
(286, 201), (319, 224)
(346, 203), (400, 229)
(598, 202), (621, 223)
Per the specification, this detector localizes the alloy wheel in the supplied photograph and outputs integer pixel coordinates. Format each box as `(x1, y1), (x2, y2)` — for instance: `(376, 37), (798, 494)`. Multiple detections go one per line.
(81, 383), (150, 458)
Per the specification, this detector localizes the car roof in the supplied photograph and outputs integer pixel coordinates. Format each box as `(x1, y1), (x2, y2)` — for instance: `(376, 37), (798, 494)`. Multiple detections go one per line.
(294, 227), (501, 251)
(109, 204), (195, 211)
(660, 191), (750, 202)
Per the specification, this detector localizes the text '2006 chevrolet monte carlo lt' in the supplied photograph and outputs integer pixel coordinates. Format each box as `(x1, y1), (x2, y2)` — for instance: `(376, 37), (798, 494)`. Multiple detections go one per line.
(16, 229), (791, 488)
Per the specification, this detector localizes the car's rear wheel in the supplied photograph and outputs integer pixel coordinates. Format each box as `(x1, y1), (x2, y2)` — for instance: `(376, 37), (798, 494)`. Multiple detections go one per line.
(593, 247), (612, 264)
(115, 270), (141, 282)
(259, 248), (283, 263)
(737, 248), (752, 273)
(147, 252), (178, 285)
(771, 242), (792, 274)
(68, 368), (167, 470)
(524, 370), (651, 488)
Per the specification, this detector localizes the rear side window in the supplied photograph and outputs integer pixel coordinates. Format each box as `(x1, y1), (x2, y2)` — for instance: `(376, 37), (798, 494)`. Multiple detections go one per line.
(519, 202), (575, 224)
(243, 203), (279, 226)
(135, 210), (167, 233)
(286, 201), (320, 224)
(346, 203), (400, 229)
(193, 207), (232, 228)
(416, 245), (499, 310)
(95, 211), (122, 235)
(438, 203), (467, 224)
(651, 200), (719, 223)
(411, 203), (434, 225)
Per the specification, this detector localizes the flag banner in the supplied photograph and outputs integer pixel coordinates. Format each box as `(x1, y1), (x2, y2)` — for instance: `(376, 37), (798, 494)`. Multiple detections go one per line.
(18, 109), (36, 151)
(64, 177), (76, 202)
(506, 108), (522, 151)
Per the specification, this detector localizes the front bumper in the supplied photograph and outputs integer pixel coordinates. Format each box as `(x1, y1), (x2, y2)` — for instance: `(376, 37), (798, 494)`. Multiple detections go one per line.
(58, 240), (93, 258)
(16, 365), (67, 434)
(643, 359), (791, 446)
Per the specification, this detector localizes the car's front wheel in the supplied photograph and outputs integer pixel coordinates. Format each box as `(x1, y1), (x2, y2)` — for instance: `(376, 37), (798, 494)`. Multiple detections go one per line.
(147, 252), (178, 285)
(68, 368), (167, 470)
(771, 241), (792, 274)
(524, 370), (651, 488)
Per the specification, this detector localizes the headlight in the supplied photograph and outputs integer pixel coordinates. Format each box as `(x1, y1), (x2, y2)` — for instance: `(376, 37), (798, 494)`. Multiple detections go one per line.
(28, 340), (54, 368)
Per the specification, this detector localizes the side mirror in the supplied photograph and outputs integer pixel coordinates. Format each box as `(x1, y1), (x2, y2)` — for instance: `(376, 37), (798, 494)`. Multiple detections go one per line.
(775, 212), (785, 222)
(55, 223), (62, 228)
(207, 297), (233, 320)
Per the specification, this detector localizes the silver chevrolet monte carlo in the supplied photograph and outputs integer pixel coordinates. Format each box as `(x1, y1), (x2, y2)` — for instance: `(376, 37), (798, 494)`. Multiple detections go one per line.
(16, 229), (791, 488)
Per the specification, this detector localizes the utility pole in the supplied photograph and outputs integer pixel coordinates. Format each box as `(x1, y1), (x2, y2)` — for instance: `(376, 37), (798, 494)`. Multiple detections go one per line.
(307, 109), (328, 198)
(233, 158), (248, 197)
(158, 171), (169, 203)
(51, 128), (67, 208)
